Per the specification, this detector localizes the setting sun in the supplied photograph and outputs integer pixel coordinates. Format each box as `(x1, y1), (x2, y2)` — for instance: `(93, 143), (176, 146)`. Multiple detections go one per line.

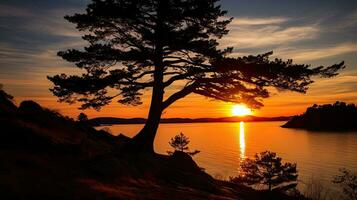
(232, 104), (252, 116)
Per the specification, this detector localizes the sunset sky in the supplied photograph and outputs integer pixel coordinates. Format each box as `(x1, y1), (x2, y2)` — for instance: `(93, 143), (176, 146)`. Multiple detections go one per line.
(1, 0), (357, 119)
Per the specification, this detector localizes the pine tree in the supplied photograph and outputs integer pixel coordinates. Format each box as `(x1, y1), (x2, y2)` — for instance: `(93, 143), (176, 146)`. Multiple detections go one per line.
(48, 0), (344, 152)
(233, 151), (298, 191)
(168, 132), (200, 156)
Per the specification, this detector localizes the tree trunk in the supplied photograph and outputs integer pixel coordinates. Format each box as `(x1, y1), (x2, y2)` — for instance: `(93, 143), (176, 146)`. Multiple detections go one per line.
(125, 1), (166, 154)
(130, 96), (163, 153)
(268, 181), (272, 191)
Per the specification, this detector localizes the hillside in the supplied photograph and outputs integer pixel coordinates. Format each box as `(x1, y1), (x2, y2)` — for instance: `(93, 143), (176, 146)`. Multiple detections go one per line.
(0, 89), (305, 200)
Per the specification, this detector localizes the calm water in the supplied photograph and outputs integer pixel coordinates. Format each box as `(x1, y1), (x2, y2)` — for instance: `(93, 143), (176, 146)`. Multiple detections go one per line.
(100, 121), (357, 194)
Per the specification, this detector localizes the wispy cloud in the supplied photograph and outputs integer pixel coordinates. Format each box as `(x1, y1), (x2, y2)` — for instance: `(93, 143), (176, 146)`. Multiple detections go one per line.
(0, 4), (81, 38)
(222, 25), (319, 49)
(220, 16), (320, 50)
(23, 8), (82, 38)
(229, 17), (289, 26)
(330, 9), (357, 30)
(275, 43), (357, 61)
(221, 15), (357, 63)
(0, 5), (34, 17)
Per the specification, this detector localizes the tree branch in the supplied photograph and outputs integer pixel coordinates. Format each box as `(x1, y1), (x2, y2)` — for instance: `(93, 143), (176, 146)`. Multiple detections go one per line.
(162, 82), (199, 110)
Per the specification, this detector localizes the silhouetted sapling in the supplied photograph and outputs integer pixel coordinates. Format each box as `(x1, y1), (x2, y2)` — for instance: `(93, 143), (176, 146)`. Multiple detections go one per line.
(77, 112), (88, 122)
(48, 0), (344, 152)
(333, 168), (357, 200)
(232, 151), (298, 192)
(168, 133), (200, 156)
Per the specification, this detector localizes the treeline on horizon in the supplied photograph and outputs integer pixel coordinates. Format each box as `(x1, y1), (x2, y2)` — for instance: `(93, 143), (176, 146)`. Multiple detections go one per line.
(283, 101), (357, 131)
(87, 116), (291, 126)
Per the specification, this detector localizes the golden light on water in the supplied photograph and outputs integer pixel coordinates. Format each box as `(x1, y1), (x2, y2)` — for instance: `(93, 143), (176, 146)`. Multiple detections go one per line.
(232, 104), (252, 117)
(239, 121), (246, 160)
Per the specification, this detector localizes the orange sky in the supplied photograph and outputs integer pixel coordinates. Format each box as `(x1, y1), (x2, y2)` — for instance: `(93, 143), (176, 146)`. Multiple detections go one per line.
(1, 1), (357, 119)
(9, 72), (357, 119)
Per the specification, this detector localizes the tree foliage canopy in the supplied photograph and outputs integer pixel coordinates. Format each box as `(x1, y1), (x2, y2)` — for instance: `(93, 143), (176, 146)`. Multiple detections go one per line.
(48, 0), (345, 111)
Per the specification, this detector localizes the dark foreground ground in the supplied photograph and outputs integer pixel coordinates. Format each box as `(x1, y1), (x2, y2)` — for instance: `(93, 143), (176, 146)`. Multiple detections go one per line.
(0, 91), (306, 200)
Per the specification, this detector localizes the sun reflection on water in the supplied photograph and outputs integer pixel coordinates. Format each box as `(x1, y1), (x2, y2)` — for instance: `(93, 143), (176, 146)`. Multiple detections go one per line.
(239, 121), (245, 160)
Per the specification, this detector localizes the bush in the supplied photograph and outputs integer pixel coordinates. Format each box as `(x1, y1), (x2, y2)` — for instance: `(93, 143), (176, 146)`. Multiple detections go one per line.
(77, 112), (88, 122)
(333, 168), (357, 200)
(231, 151), (298, 191)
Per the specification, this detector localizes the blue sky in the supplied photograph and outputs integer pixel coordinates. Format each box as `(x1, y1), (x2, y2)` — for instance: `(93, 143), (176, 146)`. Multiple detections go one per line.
(0, 0), (357, 117)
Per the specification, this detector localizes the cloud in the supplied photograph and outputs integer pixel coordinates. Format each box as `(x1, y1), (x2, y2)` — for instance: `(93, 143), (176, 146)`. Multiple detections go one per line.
(220, 15), (357, 63)
(220, 17), (319, 49)
(0, 4), (86, 72)
(0, 38), (85, 69)
(0, 5), (34, 17)
(22, 8), (83, 38)
(229, 17), (289, 26)
(224, 25), (319, 49)
(0, 4), (81, 38)
(329, 9), (357, 30)
(275, 43), (357, 61)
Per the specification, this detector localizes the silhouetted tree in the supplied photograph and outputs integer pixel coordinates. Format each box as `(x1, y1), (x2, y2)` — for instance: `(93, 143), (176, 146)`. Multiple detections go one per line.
(232, 151), (298, 191)
(168, 132), (200, 156)
(333, 168), (357, 200)
(48, 0), (344, 152)
(77, 112), (88, 122)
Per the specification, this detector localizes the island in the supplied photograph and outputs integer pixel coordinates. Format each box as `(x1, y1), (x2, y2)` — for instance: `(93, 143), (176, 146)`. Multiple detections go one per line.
(282, 101), (357, 131)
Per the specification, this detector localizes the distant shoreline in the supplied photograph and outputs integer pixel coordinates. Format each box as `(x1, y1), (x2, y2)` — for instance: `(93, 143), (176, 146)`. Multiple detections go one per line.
(88, 116), (291, 126)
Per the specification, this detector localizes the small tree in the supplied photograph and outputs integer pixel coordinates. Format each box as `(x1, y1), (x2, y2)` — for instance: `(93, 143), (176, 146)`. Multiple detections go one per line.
(168, 132), (200, 156)
(232, 151), (298, 191)
(77, 112), (88, 122)
(333, 168), (357, 200)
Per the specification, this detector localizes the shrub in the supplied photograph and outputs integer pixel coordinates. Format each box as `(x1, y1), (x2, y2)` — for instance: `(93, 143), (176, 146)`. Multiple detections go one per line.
(232, 151), (298, 191)
(333, 168), (357, 200)
(77, 112), (88, 122)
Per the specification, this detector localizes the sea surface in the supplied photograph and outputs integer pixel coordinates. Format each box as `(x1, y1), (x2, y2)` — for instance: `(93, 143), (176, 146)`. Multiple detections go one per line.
(99, 121), (357, 196)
